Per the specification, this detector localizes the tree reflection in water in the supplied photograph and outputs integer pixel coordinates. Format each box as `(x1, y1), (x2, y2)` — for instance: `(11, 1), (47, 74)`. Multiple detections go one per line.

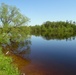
(2, 38), (31, 71)
(2, 35), (76, 75)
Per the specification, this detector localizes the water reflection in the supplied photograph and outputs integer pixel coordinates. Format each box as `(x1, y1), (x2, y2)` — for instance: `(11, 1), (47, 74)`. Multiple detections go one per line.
(1, 35), (76, 75)
(42, 35), (76, 41)
(3, 39), (31, 58)
(2, 38), (31, 74)
(32, 32), (76, 41)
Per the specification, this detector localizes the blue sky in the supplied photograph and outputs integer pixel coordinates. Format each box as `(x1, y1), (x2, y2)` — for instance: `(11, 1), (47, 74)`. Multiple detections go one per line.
(0, 0), (76, 25)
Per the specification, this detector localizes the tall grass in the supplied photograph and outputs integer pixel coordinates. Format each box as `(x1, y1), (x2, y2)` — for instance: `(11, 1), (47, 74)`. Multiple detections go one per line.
(0, 47), (20, 75)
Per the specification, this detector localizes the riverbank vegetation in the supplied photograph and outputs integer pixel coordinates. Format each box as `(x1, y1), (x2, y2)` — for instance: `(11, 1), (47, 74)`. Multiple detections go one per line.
(0, 47), (20, 75)
(30, 21), (76, 40)
(0, 3), (30, 43)
(0, 3), (30, 75)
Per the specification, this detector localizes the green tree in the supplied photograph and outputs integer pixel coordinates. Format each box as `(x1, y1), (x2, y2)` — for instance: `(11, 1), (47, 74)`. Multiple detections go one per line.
(0, 3), (29, 28)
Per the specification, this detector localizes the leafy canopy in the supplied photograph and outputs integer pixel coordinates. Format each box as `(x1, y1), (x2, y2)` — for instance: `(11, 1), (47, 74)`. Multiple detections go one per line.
(0, 3), (29, 27)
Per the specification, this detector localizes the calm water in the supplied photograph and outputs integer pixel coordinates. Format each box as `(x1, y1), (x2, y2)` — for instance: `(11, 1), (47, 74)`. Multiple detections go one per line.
(3, 35), (76, 75)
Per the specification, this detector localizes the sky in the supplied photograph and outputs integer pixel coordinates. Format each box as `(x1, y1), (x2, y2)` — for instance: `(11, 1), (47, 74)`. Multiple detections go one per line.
(0, 0), (76, 25)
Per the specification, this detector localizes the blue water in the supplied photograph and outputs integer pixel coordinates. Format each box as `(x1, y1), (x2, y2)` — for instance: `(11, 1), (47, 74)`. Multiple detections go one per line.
(6, 35), (76, 75)
(28, 35), (76, 75)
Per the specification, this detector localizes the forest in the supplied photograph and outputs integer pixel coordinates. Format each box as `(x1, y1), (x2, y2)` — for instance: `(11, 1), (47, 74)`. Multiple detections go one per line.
(30, 21), (76, 40)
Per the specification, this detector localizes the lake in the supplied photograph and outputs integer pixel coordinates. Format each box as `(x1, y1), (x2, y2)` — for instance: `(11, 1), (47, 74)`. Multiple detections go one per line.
(3, 35), (76, 75)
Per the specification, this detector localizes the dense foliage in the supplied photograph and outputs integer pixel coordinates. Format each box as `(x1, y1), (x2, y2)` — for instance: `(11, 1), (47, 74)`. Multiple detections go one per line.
(30, 21), (76, 40)
(0, 3), (29, 27)
(0, 3), (30, 44)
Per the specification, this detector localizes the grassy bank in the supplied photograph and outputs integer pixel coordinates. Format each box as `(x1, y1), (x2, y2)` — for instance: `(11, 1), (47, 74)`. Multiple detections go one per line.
(0, 47), (20, 75)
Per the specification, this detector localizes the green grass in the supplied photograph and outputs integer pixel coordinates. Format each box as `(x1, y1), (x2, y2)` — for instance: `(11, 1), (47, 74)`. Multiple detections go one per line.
(0, 47), (20, 75)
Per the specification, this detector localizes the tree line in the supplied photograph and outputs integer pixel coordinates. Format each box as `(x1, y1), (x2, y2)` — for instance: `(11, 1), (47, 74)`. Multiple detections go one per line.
(0, 3), (76, 41)
(30, 21), (76, 40)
